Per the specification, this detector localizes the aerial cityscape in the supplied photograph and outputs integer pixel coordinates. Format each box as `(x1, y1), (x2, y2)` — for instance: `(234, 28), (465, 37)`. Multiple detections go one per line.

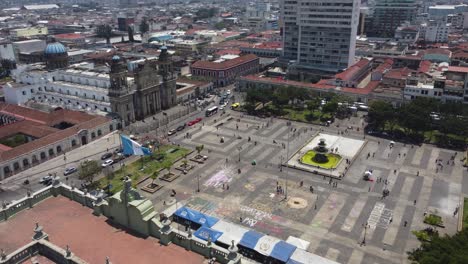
(0, 0), (467, 263)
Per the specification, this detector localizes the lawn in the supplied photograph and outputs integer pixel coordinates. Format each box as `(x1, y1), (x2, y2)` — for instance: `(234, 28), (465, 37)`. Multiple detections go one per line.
(300, 150), (342, 169)
(463, 197), (468, 230)
(98, 145), (190, 194)
(277, 107), (332, 123)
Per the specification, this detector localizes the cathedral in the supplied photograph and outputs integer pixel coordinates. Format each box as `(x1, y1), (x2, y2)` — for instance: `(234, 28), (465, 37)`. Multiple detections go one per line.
(108, 46), (177, 126)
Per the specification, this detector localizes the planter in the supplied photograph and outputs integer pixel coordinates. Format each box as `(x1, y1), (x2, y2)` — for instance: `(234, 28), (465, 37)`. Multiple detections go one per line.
(160, 173), (180, 182)
(141, 183), (163, 193)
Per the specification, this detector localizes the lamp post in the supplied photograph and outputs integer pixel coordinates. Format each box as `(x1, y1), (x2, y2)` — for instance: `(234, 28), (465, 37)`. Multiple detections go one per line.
(197, 175), (200, 192)
(238, 146), (242, 162)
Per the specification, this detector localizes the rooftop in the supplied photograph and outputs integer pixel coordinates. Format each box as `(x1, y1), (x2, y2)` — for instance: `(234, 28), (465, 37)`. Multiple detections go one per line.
(447, 66), (468, 73)
(191, 54), (258, 70)
(0, 196), (204, 264)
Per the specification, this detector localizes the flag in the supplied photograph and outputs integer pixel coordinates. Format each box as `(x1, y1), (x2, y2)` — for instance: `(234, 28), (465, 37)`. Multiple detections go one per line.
(120, 134), (152, 156)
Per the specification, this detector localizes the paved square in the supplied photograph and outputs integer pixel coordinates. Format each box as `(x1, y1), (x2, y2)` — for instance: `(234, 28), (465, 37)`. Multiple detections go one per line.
(143, 111), (467, 264)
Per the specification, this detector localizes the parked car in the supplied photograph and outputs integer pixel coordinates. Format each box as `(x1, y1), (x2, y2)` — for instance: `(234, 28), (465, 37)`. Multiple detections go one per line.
(101, 152), (113, 160)
(63, 167), (77, 176)
(195, 117), (202, 123)
(114, 148), (123, 154)
(101, 159), (114, 168)
(168, 129), (176, 136)
(114, 153), (125, 162)
(23, 179), (29, 185)
(39, 176), (52, 184)
(176, 124), (186, 131)
(227, 90), (231, 95)
(187, 121), (196, 126)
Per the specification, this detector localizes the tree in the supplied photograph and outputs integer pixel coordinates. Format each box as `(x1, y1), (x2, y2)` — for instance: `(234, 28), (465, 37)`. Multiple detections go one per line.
(150, 171), (159, 186)
(164, 163), (172, 175)
(322, 101), (338, 113)
(95, 24), (112, 45)
(408, 228), (468, 264)
(307, 97), (321, 112)
(78, 160), (102, 183)
(214, 22), (226, 30)
(368, 101), (395, 131)
(196, 144), (204, 155)
(128, 26), (134, 42)
(139, 19), (150, 36)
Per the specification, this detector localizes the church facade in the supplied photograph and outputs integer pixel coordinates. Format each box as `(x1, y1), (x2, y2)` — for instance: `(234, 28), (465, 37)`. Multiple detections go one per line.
(108, 47), (177, 126)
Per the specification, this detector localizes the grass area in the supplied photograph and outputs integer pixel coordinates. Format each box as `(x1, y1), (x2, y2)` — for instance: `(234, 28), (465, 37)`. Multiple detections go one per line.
(272, 106), (333, 123)
(463, 198), (468, 230)
(98, 145), (190, 194)
(300, 150), (342, 169)
(424, 214), (444, 227)
(0, 134), (28, 148)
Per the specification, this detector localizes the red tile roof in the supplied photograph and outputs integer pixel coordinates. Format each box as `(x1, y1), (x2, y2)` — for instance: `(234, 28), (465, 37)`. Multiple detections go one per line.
(0, 103), (110, 162)
(384, 67), (413, 80)
(335, 59), (370, 81)
(375, 59), (394, 73)
(418, 60), (432, 73)
(448, 66), (468, 73)
(242, 74), (378, 95)
(54, 33), (84, 39)
(191, 54), (258, 71)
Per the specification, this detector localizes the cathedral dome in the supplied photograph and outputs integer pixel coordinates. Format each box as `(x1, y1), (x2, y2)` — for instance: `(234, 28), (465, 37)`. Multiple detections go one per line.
(44, 42), (67, 56)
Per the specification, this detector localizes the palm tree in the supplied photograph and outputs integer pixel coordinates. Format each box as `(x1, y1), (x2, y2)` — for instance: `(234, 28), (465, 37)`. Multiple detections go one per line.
(195, 145), (204, 157)
(182, 159), (188, 168)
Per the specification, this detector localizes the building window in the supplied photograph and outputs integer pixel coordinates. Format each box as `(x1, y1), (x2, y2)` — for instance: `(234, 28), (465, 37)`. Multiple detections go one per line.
(97, 130), (102, 136)
(71, 139), (77, 147)
(23, 159), (29, 167)
(40, 152), (46, 160)
(109, 124), (114, 131)
(56, 145), (62, 153)
(48, 149), (54, 156)
(13, 162), (20, 171)
(22, 91), (26, 95)
(91, 132), (96, 139)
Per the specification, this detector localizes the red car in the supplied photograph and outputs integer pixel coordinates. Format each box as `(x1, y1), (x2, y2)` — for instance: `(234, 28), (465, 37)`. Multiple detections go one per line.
(194, 117), (202, 123)
(187, 121), (196, 126)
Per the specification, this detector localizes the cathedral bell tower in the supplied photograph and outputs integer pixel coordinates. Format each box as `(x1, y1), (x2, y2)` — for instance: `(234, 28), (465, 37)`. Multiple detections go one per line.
(157, 46), (176, 109)
(108, 55), (135, 126)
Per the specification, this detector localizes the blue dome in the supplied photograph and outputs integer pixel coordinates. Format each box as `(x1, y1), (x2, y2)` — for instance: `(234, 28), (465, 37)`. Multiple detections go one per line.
(44, 42), (67, 55)
(112, 55), (121, 61)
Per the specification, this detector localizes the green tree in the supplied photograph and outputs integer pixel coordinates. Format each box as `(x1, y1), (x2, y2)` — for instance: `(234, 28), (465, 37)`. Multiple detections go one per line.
(307, 98), (321, 112)
(322, 101), (338, 113)
(368, 101), (395, 131)
(195, 144), (204, 155)
(79, 160), (102, 183)
(214, 21), (226, 30)
(95, 24), (112, 45)
(139, 18), (150, 36)
(150, 171), (159, 186)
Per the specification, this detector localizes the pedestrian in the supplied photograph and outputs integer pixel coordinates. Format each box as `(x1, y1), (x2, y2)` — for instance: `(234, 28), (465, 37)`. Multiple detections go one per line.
(413, 200), (417, 205)
(372, 153), (375, 158)
(310, 186), (314, 193)
(300, 181), (303, 187)
(227, 185), (230, 190)
(417, 171), (419, 176)
(222, 183), (225, 190)
(240, 216), (243, 222)
(404, 221), (407, 227)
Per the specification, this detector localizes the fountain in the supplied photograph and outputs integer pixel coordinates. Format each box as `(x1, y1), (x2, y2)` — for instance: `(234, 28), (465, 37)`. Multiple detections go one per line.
(312, 138), (329, 163)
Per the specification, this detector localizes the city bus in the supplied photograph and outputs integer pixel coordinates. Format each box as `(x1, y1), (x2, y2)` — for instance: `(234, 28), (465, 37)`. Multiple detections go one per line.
(205, 106), (218, 117)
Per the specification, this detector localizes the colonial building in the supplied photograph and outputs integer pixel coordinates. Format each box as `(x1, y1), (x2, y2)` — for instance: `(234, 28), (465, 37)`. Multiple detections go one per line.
(108, 47), (177, 126)
(0, 103), (116, 180)
(190, 54), (260, 87)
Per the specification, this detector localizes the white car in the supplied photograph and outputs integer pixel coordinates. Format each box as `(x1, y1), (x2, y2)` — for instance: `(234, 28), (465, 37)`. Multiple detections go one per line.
(227, 90), (231, 95)
(39, 176), (52, 184)
(220, 105), (225, 110)
(101, 159), (114, 168)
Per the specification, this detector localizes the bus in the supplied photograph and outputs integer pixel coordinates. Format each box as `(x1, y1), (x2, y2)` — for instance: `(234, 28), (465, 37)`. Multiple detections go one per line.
(205, 106), (218, 117)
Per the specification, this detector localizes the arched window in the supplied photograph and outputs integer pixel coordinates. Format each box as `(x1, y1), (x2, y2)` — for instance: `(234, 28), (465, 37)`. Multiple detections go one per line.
(97, 130), (102, 136)
(109, 124), (114, 131)
(13, 162), (20, 171)
(71, 139), (77, 147)
(40, 152), (46, 160)
(91, 132), (96, 139)
(23, 159), (29, 167)
(48, 149), (54, 156)
(4, 166), (10, 174)
(32, 155), (38, 163)
(56, 145), (62, 153)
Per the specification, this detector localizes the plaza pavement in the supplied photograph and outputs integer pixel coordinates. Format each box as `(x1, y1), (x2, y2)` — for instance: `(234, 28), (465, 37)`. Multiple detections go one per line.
(1, 93), (466, 264)
(143, 108), (467, 264)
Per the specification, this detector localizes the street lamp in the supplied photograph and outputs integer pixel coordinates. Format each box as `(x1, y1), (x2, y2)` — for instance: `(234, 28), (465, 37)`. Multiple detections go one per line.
(238, 146), (242, 162)
(197, 175), (200, 192)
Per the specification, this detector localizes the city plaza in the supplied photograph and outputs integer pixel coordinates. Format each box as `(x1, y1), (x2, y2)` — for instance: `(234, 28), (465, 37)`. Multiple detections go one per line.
(0, 106), (466, 264)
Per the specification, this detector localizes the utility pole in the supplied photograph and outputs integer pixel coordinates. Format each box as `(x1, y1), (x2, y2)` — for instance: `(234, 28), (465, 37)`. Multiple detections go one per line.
(285, 117), (290, 200)
(197, 175), (200, 192)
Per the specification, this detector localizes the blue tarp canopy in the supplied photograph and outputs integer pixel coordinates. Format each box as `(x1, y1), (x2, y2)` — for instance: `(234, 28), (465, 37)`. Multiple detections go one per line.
(270, 241), (297, 262)
(194, 226), (223, 242)
(239, 230), (264, 249)
(174, 207), (219, 227)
